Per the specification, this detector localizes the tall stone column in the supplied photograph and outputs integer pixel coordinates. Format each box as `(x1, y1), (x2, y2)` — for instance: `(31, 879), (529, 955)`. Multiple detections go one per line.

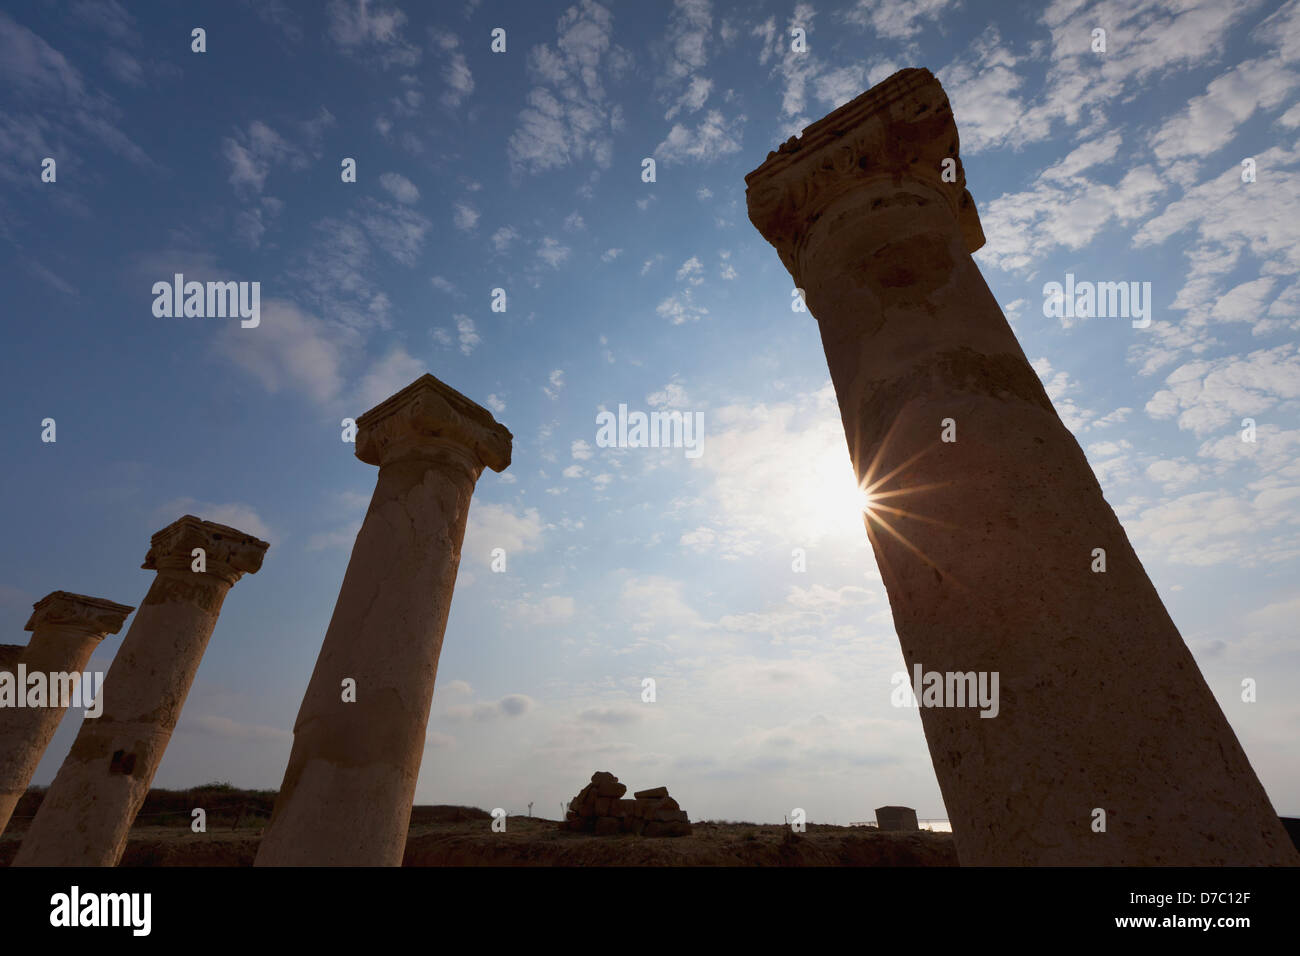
(256, 373), (511, 866)
(0, 593), (133, 834)
(745, 68), (1297, 865)
(13, 517), (268, 866)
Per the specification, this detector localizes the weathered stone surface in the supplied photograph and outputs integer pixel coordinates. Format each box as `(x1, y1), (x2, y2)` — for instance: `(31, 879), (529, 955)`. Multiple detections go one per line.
(0, 645), (22, 675)
(876, 806), (920, 832)
(256, 374), (511, 867)
(14, 520), (266, 866)
(654, 809), (690, 824)
(559, 772), (692, 837)
(745, 67), (1299, 866)
(592, 771), (627, 798)
(0, 593), (134, 835)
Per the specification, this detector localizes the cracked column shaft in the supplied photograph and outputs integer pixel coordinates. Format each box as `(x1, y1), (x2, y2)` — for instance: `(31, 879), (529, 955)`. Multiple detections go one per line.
(745, 68), (1296, 865)
(0, 592), (133, 834)
(255, 373), (512, 866)
(14, 518), (267, 866)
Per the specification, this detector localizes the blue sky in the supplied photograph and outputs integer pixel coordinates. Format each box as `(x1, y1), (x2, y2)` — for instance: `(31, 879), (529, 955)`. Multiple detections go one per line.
(2, 0), (1298, 825)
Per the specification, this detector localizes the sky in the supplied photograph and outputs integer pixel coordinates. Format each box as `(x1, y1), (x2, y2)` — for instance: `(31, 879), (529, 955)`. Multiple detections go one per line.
(1, 0), (1298, 827)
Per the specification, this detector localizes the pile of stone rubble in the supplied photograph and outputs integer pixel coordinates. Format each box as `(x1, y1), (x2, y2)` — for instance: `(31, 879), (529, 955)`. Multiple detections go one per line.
(561, 771), (691, 837)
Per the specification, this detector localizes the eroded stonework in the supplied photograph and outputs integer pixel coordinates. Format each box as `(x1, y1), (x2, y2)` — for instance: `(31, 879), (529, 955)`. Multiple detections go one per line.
(0, 591), (134, 835)
(24, 592), (133, 635)
(356, 373), (513, 471)
(13, 519), (267, 866)
(142, 515), (269, 584)
(745, 67), (1298, 866)
(256, 373), (512, 867)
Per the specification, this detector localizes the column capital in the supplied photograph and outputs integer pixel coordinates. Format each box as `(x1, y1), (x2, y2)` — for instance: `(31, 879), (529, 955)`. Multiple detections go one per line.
(355, 373), (513, 471)
(142, 516), (269, 584)
(744, 68), (985, 271)
(24, 591), (134, 636)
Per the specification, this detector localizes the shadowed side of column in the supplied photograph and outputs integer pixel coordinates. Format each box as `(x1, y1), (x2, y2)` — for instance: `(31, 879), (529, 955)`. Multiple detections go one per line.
(255, 373), (512, 866)
(744, 68), (1297, 866)
(13, 519), (267, 866)
(0, 592), (133, 835)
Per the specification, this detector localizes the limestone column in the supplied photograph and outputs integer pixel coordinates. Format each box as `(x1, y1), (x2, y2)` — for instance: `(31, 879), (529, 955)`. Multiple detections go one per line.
(255, 373), (511, 866)
(0, 592), (133, 834)
(745, 68), (1297, 865)
(13, 517), (268, 866)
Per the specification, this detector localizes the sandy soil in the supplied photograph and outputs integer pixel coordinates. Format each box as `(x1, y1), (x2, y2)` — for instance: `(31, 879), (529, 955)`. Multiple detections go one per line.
(0, 814), (957, 866)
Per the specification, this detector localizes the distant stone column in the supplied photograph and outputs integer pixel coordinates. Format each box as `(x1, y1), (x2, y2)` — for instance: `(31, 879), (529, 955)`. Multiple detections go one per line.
(0, 592), (133, 834)
(256, 374), (511, 867)
(13, 517), (268, 866)
(745, 68), (1297, 865)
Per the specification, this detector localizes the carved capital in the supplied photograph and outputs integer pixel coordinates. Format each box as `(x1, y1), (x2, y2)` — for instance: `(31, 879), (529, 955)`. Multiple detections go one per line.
(142, 515), (269, 585)
(745, 68), (985, 274)
(24, 591), (134, 636)
(355, 373), (513, 471)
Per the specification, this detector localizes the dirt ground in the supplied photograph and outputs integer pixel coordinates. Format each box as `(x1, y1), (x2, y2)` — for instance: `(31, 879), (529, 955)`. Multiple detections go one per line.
(0, 813), (957, 866)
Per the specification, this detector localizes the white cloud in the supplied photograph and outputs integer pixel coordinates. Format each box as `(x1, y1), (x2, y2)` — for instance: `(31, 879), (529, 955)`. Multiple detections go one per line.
(455, 314), (480, 354)
(507, 0), (630, 174)
(676, 256), (705, 285)
(453, 201), (479, 231)
(1144, 345), (1300, 436)
(544, 368), (565, 399)
(432, 29), (474, 107)
(845, 0), (959, 39)
(648, 381), (690, 408)
(222, 120), (298, 194)
(326, 0), (420, 68)
(1151, 57), (1299, 162)
(463, 502), (545, 565)
(655, 109), (745, 164)
(357, 198), (432, 266)
(213, 298), (346, 407)
(491, 225), (520, 251)
(656, 289), (708, 324)
(379, 171), (419, 204)
(353, 346), (425, 410)
(537, 236), (570, 268)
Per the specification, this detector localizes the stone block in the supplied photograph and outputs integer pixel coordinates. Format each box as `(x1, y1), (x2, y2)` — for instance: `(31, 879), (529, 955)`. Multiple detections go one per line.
(875, 806), (919, 831)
